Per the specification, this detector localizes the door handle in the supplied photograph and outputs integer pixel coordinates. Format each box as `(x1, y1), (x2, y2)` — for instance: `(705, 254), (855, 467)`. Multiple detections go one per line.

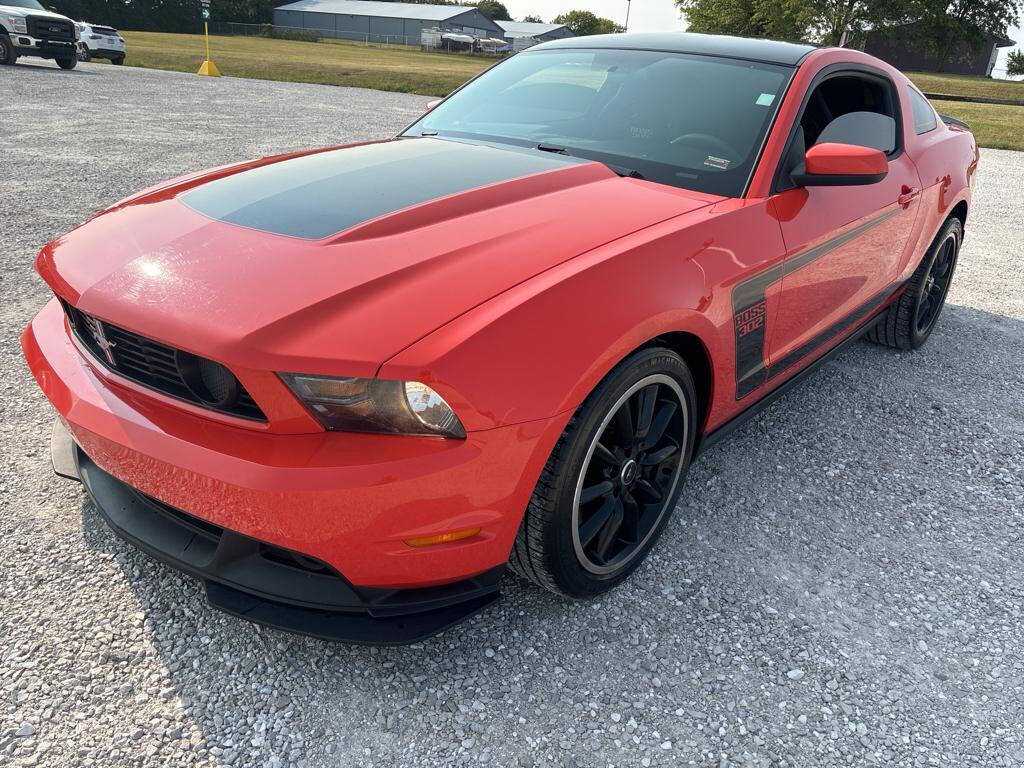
(898, 185), (920, 208)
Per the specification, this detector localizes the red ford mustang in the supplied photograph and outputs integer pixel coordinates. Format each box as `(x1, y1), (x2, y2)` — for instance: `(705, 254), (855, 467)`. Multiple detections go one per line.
(22, 33), (977, 644)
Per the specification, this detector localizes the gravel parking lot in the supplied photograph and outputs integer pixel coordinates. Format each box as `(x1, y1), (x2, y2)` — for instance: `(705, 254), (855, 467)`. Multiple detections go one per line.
(2, 59), (1024, 768)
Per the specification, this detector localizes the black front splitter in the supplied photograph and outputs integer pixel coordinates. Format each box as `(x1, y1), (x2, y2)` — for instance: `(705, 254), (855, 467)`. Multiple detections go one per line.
(71, 441), (502, 645)
(205, 581), (498, 646)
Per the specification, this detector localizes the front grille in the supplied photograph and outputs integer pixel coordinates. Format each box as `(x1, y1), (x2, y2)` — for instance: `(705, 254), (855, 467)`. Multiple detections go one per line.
(27, 15), (75, 41)
(61, 300), (267, 421)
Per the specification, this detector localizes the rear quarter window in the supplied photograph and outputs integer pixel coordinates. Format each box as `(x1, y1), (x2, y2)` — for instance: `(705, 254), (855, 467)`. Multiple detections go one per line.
(909, 88), (937, 134)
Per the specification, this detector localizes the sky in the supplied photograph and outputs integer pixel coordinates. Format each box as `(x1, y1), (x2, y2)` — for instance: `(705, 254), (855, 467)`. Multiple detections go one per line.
(502, 1), (1023, 80)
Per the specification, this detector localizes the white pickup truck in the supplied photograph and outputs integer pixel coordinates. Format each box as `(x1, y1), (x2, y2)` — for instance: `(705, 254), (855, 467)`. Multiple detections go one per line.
(1, 0), (79, 69)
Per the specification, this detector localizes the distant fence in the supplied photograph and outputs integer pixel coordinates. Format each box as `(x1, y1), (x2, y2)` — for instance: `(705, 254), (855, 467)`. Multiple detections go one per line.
(207, 22), (510, 55)
(208, 22), (420, 48)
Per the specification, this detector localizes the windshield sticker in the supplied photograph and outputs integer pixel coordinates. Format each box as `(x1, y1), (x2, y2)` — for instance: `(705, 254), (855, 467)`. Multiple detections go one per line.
(756, 93), (776, 107)
(704, 155), (731, 170)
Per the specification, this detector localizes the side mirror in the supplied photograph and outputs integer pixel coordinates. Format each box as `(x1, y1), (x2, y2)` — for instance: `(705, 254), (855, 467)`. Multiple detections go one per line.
(792, 142), (888, 187)
(425, 98), (443, 111)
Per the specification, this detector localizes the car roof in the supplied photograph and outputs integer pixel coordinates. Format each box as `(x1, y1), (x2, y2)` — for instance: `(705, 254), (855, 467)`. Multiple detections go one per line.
(531, 32), (819, 66)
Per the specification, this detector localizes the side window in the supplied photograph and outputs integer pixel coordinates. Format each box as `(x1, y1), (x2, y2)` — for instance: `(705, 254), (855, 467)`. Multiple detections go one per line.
(799, 74), (898, 153)
(778, 72), (900, 190)
(909, 88), (937, 134)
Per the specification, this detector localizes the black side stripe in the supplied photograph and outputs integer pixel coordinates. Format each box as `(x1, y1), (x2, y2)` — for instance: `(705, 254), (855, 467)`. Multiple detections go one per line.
(732, 207), (902, 399)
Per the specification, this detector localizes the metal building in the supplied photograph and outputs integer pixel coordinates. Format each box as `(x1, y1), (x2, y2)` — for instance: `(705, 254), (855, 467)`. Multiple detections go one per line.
(495, 20), (575, 45)
(273, 0), (505, 44)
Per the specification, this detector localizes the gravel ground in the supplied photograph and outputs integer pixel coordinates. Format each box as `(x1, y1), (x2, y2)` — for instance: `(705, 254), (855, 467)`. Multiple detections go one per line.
(2, 60), (1024, 768)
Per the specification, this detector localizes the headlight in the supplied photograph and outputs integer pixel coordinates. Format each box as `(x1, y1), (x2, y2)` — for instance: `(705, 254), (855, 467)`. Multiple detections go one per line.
(280, 374), (466, 438)
(9, 16), (27, 34)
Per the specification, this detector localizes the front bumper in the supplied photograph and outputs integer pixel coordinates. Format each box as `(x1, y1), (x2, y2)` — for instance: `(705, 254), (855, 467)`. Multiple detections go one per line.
(12, 34), (77, 58)
(74, 442), (500, 644)
(23, 299), (567, 640)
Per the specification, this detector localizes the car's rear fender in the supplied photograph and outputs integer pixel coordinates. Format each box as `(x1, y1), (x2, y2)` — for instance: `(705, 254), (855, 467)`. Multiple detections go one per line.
(901, 121), (977, 281)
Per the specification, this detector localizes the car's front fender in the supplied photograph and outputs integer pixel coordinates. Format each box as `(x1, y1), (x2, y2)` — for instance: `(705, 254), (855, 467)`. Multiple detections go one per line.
(379, 213), (721, 432)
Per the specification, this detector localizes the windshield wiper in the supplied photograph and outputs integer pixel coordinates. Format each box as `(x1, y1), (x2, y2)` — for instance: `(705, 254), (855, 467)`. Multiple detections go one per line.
(536, 143), (645, 180)
(606, 163), (646, 180)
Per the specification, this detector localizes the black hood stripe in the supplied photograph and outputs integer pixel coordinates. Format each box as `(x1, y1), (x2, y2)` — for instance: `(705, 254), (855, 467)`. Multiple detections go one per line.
(180, 138), (577, 240)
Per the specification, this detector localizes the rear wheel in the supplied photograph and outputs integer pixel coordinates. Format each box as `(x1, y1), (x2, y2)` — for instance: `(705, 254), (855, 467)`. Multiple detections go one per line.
(0, 33), (16, 65)
(867, 217), (962, 349)
(112, 56), (124, 65)
(510, 348), (696, 597)
(56, 56), (77, 70)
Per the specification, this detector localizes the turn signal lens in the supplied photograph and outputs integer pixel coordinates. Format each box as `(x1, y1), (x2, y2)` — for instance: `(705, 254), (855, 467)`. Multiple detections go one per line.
(280, 374), (466, 438)
(404, 528), (481, 548)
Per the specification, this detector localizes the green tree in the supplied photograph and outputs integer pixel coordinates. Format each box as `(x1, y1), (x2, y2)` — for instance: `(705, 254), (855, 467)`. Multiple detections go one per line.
(522, 14), (544, 23)
(552, 10), (625, 35)
(903, 0), (1022, 71)
(677, 0), (914, 45)
(809, 0), (898, 46)
(50, 0), (205, 33)
(474, 0), (511, 21)
(677, 0), (815, 42)
(1008, 48), (1024, 77)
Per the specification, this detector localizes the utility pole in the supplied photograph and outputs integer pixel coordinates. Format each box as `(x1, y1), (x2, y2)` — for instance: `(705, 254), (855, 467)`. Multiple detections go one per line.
(624, 0), (631, 31)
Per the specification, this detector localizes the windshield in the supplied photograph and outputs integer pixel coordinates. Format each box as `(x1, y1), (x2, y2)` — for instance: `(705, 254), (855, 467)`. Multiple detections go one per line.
(403, 48), (792, 197)
(4, 0), (46, 9)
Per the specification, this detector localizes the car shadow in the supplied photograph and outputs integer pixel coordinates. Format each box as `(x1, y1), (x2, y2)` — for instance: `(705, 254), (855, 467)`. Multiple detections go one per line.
(75, 301), (1024, 764)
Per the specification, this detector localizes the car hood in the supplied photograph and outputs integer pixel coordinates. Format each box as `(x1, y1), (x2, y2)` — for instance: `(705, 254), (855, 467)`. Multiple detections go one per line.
(38, 138), (719, 378)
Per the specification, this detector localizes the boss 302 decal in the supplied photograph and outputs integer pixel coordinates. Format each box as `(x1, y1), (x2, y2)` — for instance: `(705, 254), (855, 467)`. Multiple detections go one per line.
(732, 207), (903, 399)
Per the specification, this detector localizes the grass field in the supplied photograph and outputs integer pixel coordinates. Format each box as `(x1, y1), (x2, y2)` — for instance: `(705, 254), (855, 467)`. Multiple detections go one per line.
(116, 31), (1023, 149)
(120, 31), (491, 96)
(908, 72), (1024, 101)
(930, 99), (1023, 150)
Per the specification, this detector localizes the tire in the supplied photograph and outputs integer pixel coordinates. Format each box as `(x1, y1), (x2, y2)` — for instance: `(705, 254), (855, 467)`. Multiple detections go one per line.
(509, 347), (697, 598)
(78, 44), (90, 62)
(866, 217), (962, 350)
(112, 56), (124, 65)
(56, 56), (77, 70)
(0, 33), (16, 65)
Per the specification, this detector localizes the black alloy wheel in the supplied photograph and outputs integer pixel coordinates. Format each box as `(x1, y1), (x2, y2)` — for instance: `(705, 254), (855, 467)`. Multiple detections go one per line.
(866, 216), (962, 350)
(572, 374), (687, 574)
(915, 231), (957, 336)
(509, 347), (697, 597)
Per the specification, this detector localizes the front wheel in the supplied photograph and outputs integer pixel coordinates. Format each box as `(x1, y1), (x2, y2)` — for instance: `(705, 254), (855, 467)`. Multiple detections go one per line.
(56, 55), (77, 70)
(0, 33), (17, 65)
(509, 347), (696, 597)
(78, 44), (91, 62)
(867, 217), (962, 349)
